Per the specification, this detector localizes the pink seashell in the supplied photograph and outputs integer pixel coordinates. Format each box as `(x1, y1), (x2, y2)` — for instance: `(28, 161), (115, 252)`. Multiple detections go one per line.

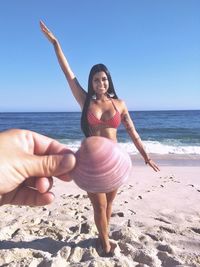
(69, 136), (132, 193)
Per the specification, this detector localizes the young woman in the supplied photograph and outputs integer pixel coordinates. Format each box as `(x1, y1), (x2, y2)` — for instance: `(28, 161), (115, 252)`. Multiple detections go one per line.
(40, 21), (160, 255)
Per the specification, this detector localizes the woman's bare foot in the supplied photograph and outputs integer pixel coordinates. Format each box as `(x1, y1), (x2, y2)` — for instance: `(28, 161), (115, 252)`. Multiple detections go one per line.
(109, 240), (117, 252)
(96, 238), (117, 257)
(103, 241), (117, 257)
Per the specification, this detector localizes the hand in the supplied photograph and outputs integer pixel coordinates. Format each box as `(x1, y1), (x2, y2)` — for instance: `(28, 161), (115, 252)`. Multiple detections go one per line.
(40, 20), (57, 44)
(0, 129), (76, 206)
(145, 158), (160, 172)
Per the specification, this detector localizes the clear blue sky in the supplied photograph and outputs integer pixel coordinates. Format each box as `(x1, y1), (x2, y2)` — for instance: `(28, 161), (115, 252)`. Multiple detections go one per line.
(0, 0), (199, 112)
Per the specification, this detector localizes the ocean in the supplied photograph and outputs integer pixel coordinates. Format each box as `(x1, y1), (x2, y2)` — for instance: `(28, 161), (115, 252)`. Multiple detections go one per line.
(0, 110), (200, 155)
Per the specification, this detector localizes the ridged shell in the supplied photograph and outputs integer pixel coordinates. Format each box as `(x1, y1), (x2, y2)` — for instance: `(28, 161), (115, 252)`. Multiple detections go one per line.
(69, 136), (132, 193)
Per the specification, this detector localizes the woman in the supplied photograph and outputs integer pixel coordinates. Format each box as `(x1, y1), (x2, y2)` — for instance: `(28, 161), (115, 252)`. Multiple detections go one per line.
(40, 21), (160, 255)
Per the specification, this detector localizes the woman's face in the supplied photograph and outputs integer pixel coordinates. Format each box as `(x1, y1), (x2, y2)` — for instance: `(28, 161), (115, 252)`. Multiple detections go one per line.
(92, 71), (109, 95)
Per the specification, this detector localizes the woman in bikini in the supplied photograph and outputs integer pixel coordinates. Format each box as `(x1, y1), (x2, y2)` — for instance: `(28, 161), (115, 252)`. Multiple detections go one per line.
(40, 21), (160, 256)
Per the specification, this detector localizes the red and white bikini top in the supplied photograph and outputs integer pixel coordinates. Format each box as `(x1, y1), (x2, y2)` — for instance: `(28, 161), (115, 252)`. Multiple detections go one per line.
(87, 99), (121, 129)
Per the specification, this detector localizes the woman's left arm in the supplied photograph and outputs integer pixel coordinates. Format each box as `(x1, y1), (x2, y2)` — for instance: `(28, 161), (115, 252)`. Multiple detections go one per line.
(121, 102), (160, 172)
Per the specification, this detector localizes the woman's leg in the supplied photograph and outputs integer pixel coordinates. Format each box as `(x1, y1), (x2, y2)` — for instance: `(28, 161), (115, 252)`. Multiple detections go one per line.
(87, 192), (111, 253)
(106, 189), (118, 225)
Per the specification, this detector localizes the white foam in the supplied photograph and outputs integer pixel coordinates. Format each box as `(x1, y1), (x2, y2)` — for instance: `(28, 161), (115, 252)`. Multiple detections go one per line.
(58, 139), (81, 152)
(59, 139), (200, 155)
(119, 141), (200, 155)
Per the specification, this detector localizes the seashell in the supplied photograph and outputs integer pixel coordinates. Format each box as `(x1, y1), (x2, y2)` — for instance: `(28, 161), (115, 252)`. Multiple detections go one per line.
(69, 136), (132, 193)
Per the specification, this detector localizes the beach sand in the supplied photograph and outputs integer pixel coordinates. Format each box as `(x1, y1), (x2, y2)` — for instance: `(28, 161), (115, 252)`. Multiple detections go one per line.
(0, 156), (200, 267)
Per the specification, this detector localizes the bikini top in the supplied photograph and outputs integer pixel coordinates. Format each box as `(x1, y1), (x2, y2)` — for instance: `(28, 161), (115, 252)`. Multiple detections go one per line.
(87, 99), (121, 129)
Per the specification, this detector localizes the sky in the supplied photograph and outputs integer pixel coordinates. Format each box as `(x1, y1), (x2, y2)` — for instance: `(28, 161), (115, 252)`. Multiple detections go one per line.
(0, 0), (199, 112)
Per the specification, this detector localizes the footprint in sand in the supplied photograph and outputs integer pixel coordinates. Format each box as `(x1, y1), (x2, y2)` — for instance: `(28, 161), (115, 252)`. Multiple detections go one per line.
(135, 195), (143, 200)
(80, 222), (90, 234)
(146, 232), (160, 241)
(128, 209), (136, 215)
(133, 250), (160, 266)
(187, 184), (200, 193)
(154, 217), (171, 225)
(111, 212), (125, 218)
(117, 190), (124, 195)
(145, 190), (151, 193)
(190, 227), (200, 235)
(69, 225), (79, 233)
(156, 243), (174, 254)
(157, 251), (183, 267)
(159, 226), (176, 234)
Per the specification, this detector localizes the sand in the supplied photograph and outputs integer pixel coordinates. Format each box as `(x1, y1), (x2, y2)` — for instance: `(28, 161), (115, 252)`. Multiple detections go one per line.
(0, 156), (200, 267)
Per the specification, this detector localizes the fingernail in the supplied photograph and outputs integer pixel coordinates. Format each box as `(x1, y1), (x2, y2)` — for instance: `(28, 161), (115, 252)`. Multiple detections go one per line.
(59, 153), (76, 174)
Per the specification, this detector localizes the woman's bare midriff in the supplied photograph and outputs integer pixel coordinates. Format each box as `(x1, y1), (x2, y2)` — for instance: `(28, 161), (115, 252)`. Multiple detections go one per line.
(89, 127), (117, 142)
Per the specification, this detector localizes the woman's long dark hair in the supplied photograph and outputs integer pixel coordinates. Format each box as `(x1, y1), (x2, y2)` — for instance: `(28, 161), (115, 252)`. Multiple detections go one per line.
(81, 64), (118, 137)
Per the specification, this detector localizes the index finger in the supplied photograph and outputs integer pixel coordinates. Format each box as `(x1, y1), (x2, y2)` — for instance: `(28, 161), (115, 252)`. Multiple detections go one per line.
(40, 20), (48, 31)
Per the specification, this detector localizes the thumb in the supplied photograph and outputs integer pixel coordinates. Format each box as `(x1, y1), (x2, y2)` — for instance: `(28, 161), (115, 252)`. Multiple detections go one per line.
(22, 152), (76, 180)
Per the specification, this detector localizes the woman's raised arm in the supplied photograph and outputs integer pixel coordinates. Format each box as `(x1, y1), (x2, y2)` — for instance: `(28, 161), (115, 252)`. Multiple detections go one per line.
(40, 20), (86, 109)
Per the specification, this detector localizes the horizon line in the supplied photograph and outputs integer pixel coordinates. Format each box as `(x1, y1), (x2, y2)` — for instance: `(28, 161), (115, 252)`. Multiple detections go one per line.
(1, 109), (200, 113)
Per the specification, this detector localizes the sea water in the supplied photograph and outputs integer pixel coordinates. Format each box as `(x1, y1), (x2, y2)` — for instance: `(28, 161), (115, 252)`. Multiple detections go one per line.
(0, 110), (200, 155)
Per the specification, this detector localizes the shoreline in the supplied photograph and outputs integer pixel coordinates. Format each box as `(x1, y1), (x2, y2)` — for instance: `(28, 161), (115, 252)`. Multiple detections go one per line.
(131, 153), (200, 166)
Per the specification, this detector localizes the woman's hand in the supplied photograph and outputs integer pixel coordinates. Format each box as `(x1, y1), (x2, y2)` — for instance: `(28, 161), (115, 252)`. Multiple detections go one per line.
(40, 20), (57, 44)
(145, 158), (160, 172)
